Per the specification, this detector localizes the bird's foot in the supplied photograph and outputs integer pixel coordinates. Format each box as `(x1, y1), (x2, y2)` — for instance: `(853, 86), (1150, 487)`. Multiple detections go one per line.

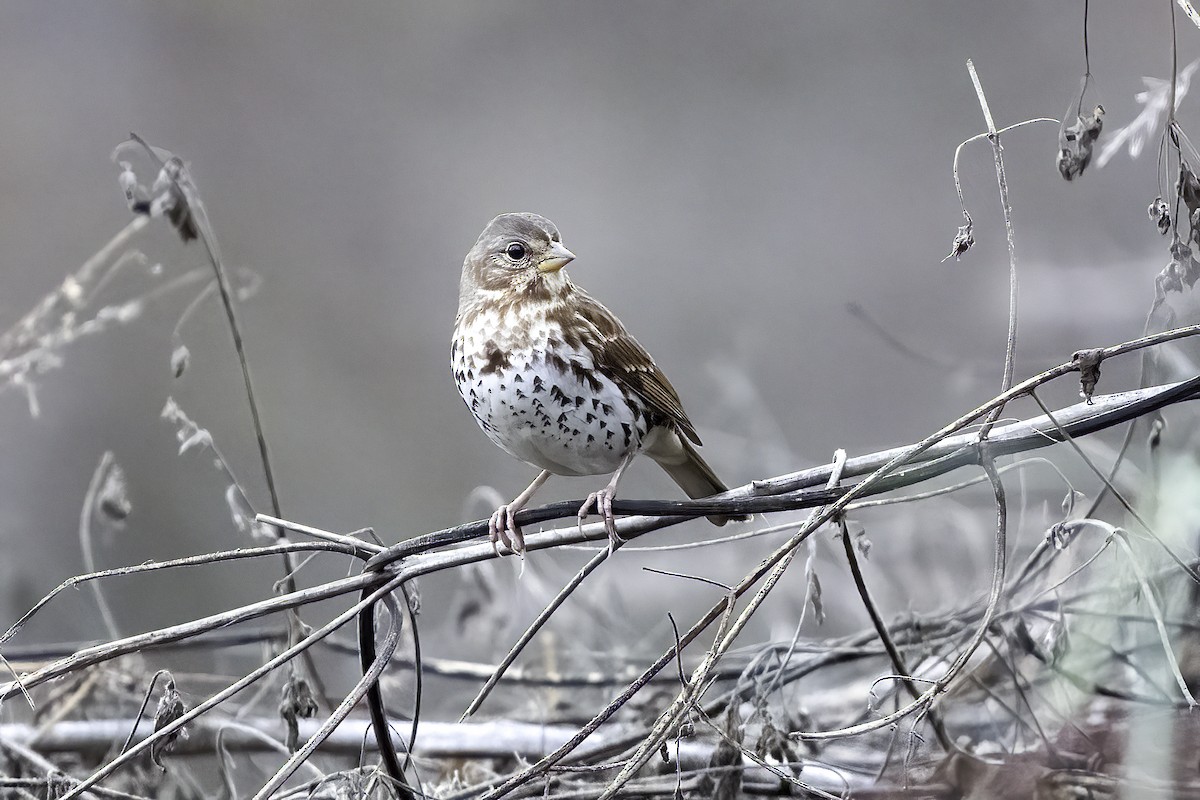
(578, 488), (621, 553)
(489, 504), (526, 558)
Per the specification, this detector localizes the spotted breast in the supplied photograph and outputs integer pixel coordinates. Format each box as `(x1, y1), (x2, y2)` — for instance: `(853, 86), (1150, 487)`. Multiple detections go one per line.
(452, 298), (647, 477)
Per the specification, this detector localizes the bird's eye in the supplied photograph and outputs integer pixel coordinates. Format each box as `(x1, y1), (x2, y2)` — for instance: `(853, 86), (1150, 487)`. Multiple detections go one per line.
(505, 242), (527, 261)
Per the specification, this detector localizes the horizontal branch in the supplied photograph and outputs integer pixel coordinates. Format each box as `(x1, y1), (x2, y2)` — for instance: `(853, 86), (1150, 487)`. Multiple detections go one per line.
(0, 633), (681, 688)
(0, 717), (615, 759)
(366, 375), (1200, 570)
(0, 716), (865, 795)
(0, 574), (379, 702)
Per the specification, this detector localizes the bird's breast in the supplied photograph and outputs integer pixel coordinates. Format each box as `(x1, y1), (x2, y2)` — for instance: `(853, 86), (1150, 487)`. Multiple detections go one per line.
(452, 305), (648, 476)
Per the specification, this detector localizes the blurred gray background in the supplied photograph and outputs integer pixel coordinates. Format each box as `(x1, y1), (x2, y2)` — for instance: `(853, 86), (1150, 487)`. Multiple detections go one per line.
(2, 2), (1197, 710)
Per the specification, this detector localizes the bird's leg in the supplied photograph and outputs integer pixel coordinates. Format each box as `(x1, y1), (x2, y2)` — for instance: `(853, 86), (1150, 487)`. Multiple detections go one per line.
(490, 470), (552, 557)
(579, 453), (636, 552)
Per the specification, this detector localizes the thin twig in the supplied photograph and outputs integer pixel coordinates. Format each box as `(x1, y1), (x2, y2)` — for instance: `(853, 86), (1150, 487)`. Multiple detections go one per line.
(1111, 531), (1198, 705)
(0, 217), (148, 360)
(127, 133), (282, 522)
(789, 440), (1009, 742)
(254, 593), (405, 799)
(116, 669), (172, 756)
(596, 450), (848, 798)
(1028, 388), (1200, 584)
(847, 456), (1072, 510)
(215, 721), (326, 782)
(1083, 0), (1092, 75)
(357, 584), (418, 799)
(951, 119), (1058, 218)
(1, 573), (379, 703)
(837, 514), (953, 752)
(0, 739), (104, 800)
(78, 453), (122, 641)
(1171, 0), (1180, 131)
(255, 514), (385, 554)
(0, 540), (370, 650)
(461, 544), (617, 721)
(966, 59), (1020, 435)
(56, 572), (406, 800)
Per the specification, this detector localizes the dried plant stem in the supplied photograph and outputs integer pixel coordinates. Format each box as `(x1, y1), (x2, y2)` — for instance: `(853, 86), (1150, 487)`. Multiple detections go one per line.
(179, 168), (329, 698)
(461, 544), (616, 721)
(127, 132), (281, 525)
(78, 453), (121, 641)
(197, 237), (281, 521)
(1, 573), (376, 704)
(789, 447), (1009, 742)
(848, 456), (1071, 510)
(255, 594), (405, 799)
(0, 739), (103, 800)
(951, 119), (1057, 218)
(1171, 0), (1180, 128)
(1, 717), (625, 760)
(129, 133), (339, 714)
(838, 515), (953, 752)
(0, 633), (751, 688)
(0, 541), (368, 651)
(0, 216), (148, 360)
(116, 669), (172, 756)
(57, 572), (406, 800)
(214, 722), (326, 781)
(1112, 533), (1198, 705)
(967, 59), (1020, 435)
(255, 514), (385, 554)
(597, 451), (849, 798)
(1082, 294), (1162, 532)
(1028, 389), (1200, 583)
(357, 585), (419, 798)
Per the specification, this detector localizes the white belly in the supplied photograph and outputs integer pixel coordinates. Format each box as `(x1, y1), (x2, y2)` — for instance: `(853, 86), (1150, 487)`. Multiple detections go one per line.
(453, 314), (647, 477)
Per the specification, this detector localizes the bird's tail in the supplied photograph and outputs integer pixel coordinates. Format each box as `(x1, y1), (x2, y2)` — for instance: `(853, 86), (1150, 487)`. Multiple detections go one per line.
(647, 430), (750, 526)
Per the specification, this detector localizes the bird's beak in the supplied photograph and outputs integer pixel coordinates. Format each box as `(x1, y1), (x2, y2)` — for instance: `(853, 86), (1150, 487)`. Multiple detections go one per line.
(537, 243), (576, 273)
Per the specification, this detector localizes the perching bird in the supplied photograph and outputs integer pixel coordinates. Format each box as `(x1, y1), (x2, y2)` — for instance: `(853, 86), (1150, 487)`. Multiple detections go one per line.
(452, 213), (747, 555)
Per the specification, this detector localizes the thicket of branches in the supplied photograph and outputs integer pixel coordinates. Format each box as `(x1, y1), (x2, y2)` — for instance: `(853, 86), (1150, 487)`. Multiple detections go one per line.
(8, 5), (1200, 799)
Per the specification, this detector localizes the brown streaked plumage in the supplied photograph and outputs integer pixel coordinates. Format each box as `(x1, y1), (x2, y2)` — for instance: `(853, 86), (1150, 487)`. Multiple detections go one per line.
(453, 212), (747, 554)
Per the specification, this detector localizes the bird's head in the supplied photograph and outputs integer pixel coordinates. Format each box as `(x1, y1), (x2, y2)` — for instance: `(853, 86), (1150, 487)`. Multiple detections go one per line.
(460, 213), (576, 301)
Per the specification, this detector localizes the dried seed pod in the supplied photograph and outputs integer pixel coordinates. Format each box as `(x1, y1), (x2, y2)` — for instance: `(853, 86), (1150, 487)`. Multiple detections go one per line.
(1071, 348), (1103, 403)
(170, 342), (190, 379)
(1171, 238), (1200, 288)
(151, 676), (188, 769)
(279, 674), (319, 752)
(1149, 195), (1171, 235)
(1180, 162), (1200, 218)
(942, 211), (975, 262)
(1058, 105), (1105, 180)
(97, 462), (131, 523)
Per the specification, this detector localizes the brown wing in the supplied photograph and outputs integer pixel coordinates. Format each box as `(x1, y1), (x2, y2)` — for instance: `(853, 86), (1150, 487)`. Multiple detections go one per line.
(567, 288), (702, 445)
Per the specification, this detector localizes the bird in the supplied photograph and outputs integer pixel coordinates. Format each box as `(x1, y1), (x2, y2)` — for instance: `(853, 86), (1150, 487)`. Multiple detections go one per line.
(452, 213), (748, 555)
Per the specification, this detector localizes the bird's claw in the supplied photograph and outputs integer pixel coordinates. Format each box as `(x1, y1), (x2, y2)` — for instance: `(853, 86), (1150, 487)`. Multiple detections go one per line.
(489, 504), (526, 558)
(579, 488), (621, 553)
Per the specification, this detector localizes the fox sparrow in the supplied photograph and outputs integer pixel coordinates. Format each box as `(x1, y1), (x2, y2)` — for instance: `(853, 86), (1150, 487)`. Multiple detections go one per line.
(453, 213), (747, 555)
